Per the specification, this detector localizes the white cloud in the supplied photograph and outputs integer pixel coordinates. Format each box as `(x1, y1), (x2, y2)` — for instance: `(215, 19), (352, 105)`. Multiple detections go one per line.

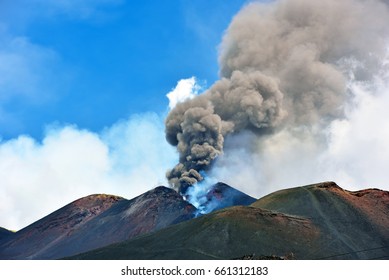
(0, 113), (176, 231)
(166, 77), (202, 110)
(321, 81), (389, 188)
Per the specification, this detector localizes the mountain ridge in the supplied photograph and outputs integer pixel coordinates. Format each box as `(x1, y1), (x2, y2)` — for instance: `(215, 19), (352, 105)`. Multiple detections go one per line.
(0, 187), (195, 259)
(1, 181), (388, 260)
(0, 183), (256, 259)
(67, 182), (389, 260)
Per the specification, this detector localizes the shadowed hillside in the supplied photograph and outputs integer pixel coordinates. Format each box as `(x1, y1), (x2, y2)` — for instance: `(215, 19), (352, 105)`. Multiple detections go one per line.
(0, 227), (14, 244)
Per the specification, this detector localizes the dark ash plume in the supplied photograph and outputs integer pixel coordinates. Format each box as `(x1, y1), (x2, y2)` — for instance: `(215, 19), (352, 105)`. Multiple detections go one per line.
(165, 0), (389, 193)
(165, 71), (285, 192)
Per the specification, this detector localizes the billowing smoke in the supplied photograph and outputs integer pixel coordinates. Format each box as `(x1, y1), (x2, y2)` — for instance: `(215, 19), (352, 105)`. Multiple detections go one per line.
(165, 0), (389, 195)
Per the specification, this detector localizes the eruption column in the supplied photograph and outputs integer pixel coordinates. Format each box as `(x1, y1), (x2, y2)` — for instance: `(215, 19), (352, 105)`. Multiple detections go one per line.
(165, 0), (389, 195)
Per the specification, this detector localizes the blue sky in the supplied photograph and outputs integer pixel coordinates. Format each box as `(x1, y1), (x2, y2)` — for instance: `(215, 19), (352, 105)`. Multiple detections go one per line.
(0, 0), (248, 139)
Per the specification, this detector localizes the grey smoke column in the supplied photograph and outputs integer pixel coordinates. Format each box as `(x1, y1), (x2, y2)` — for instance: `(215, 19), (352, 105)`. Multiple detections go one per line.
(165, 0), (389, 194)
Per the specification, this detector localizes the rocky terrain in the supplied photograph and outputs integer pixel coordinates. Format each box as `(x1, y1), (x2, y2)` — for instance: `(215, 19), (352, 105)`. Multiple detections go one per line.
(197, 182), (256, 212)
(0, 227), (14, 243)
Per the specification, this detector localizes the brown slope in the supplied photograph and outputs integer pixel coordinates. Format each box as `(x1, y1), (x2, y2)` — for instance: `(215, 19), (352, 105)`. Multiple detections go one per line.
(0, 187), (196, 259)
(252, 182), (389, 259)
(0, 194), (122, 259)
(67, 182), (389, 260)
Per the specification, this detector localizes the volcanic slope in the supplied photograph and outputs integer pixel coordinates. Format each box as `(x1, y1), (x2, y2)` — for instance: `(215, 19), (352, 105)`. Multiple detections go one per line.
(196, 182), (257, 212)
(0, 183), (257, 259)
(0, 187), (196, 259)
(252, 181), (389, 259)
(0, 227), (14, 243)
(68, 182), (389, 260)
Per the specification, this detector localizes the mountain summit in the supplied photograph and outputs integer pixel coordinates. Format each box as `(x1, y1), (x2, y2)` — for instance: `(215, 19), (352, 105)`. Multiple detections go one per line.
(196, 182), (256, 213)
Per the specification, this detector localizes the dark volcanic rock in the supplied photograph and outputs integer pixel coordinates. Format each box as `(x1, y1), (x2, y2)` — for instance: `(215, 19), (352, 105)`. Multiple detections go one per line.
(67, 182), (389, 260)
(201, 182), (257, 212)
(0, 187), (196, 259)
(0, 227), (14, 243)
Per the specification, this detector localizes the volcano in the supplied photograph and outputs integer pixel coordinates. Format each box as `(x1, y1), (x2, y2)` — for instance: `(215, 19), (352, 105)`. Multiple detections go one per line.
(1, 181), (388, 260)
(67, 182), (389, 260)
(0, 182), (255, 259)
(0, 187), (196, 259)
(197, 182), (256, 213)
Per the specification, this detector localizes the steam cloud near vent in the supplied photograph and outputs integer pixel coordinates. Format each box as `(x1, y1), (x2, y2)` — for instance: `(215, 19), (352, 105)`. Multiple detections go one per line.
(165, 0), (389, 195)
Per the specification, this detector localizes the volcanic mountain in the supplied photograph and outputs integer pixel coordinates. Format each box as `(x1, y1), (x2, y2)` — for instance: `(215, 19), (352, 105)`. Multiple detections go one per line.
(0, 183), (255, 259)
(68, 182), (389, 260)
(0, 187), (195, 259)
(196, 182), (256, 213)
